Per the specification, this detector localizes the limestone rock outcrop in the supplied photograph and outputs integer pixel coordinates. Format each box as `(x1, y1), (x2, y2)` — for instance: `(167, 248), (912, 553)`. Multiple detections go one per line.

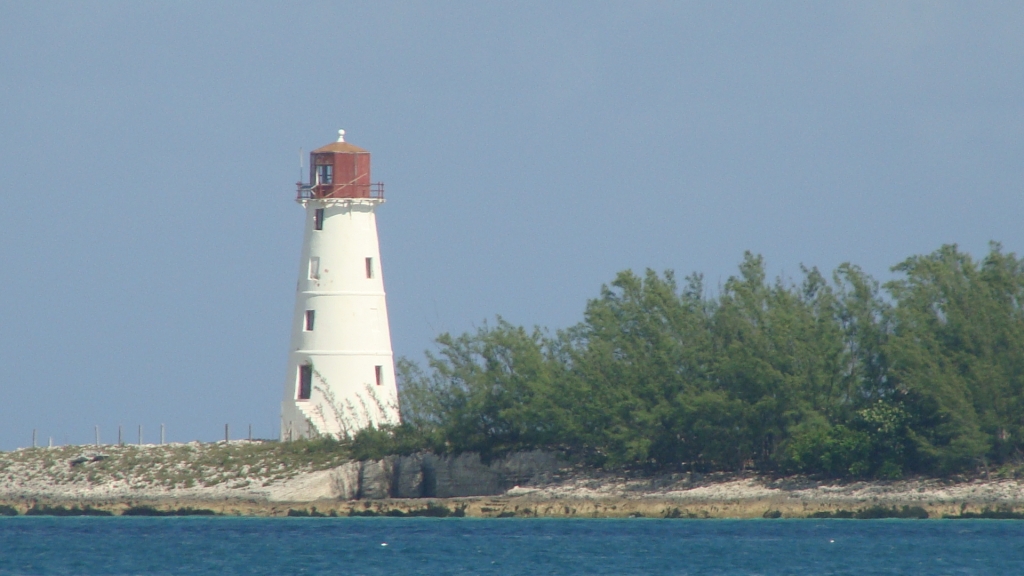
(393, 453), (425, 498)
(358, 458), (394, 499)
(329, 462), (361, 500)
(327, 450), (564, 500)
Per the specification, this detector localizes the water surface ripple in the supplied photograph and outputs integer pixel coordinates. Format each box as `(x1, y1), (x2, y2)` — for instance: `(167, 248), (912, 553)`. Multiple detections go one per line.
(0, 517), (1020, 575)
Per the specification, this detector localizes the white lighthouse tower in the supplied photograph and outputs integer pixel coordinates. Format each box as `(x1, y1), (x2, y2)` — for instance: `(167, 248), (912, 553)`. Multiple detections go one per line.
(281, 130), (400, 439)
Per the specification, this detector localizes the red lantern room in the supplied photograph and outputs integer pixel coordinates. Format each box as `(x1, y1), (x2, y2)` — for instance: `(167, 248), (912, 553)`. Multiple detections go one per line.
(297, 130), (384, 200)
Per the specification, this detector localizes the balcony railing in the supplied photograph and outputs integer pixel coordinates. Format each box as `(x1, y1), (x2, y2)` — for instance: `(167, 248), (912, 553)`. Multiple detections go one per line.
(296, 182), (384, 201)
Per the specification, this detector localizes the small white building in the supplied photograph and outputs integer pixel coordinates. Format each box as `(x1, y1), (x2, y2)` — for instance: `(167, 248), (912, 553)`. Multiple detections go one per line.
(281, 130), (400, 440)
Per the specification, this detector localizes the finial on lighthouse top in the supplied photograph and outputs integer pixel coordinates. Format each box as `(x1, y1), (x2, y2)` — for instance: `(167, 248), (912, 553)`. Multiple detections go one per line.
(311, 133), (367, 154)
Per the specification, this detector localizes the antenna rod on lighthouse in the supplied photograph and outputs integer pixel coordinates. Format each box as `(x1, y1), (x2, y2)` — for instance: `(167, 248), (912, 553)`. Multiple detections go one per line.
(299, 148), (303, 182)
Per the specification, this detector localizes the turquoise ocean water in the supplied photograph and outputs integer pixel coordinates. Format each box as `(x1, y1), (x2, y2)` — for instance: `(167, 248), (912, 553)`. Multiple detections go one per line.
(1, 517), (1022, 575)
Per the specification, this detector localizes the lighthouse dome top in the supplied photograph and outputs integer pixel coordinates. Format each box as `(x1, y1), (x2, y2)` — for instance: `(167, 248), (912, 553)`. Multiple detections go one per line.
(312, 129), (368, 154)
(312, 141), (368, 154)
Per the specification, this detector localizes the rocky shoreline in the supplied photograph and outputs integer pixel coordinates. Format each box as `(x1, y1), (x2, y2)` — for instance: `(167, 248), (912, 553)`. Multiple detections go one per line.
(3, 443), (1024, 519)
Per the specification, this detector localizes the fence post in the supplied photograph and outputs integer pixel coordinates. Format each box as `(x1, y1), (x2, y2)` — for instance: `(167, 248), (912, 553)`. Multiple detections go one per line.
(224, 423), (229, 442)
(95, 425), (99, 447)
(138, 425), (143, 446)
(161, 424), (165, 445)
(32, 429), (36, 449)
(118, 425), (123, 446)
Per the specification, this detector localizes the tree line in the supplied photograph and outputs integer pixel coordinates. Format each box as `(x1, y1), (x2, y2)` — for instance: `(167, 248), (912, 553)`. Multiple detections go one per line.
(364, 243), (1024, 479)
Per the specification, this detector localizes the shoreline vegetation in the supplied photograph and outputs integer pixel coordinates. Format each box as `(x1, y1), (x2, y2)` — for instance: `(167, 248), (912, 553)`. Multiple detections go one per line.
(4, 498), (1024, 520)
(6, 244), (1024, 518)
(387, 244), (1024, 482)
(2, 441), (1024, 519)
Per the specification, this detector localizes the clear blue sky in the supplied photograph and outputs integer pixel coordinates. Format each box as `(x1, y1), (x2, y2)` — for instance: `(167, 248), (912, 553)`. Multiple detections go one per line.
(1, 2), (1022, 449)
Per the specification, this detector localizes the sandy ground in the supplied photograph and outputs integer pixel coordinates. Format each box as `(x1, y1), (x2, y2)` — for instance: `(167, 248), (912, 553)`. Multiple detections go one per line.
(0, 442), (341, 503)
(2, 444), (1024, 518)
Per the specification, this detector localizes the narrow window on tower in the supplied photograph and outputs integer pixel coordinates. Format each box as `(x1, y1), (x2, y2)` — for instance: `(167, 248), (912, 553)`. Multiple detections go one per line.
(308, 257), (320, 280)
(365, 257), (374, 279)
(298, 364), (313, 400)
(316, 164), (333, 184)
(304, 310), (315, 331)
(314, 209), (324, 231)
(375, 365), (383, 386)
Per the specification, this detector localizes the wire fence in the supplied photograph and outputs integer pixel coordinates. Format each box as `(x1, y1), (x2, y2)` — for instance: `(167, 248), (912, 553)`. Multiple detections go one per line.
(21, 423), (265, 449)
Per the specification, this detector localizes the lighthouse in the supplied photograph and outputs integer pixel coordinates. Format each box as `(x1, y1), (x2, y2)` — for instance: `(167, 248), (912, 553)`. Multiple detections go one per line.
(281, 130), (400, 439)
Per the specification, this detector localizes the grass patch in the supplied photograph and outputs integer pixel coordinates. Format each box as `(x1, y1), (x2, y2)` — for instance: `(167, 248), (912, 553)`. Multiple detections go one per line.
(0, 439), (357, 493)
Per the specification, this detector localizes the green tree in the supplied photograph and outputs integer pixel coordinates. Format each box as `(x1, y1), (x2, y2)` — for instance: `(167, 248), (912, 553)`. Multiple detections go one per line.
(561, 269), (714, 468)
(710, 254), (849, 470)
(396, 318), (560, 458)
(885, 243), (1024, 472)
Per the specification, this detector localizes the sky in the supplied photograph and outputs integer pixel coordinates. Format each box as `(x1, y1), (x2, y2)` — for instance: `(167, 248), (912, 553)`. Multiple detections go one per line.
(1, 1), (1022, 450)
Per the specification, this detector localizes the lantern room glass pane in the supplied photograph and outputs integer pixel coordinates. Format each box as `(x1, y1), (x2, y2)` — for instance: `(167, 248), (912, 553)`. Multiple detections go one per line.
(316, 164), (333, 184)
